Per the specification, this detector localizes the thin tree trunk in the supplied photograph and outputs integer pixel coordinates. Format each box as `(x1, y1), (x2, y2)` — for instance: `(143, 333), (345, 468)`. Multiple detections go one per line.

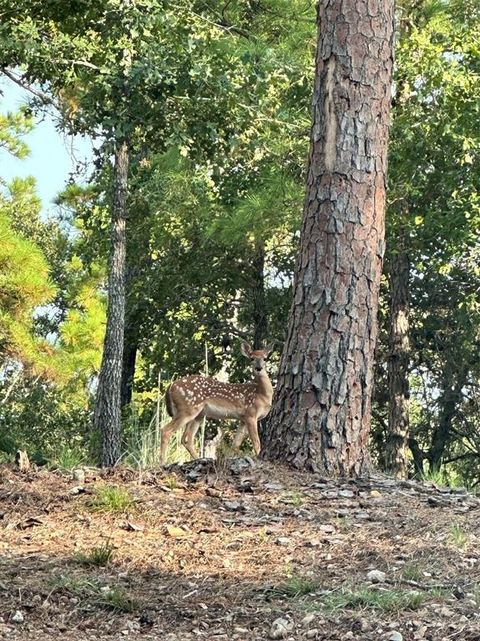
(120, 305), (139, 409)
(385, 248), (410, 478)
(428, 376), (464, 470)
(261, 0), (394, 475)
(252, 242), (267, 349)
(94, 138), (129, 467)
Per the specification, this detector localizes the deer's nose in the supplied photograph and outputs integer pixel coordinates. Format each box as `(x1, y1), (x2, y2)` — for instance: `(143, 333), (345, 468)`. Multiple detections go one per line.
(256, 366), (262, 371)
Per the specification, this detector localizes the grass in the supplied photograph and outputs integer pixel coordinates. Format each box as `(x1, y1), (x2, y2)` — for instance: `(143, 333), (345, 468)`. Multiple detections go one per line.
(448, 523), (467, 549)
(49, 443), (88, 472)
(401, 561), (424, 582)
(320, 586), (427, 613)
(335, 515), (350, 532)
(89, 486), (135, 513)
(123, 396), (190, 468)
(269, 574), (322, 599)
(73, 540), (114, 567)
(422, 466), (466, 489)
(97, 586), (138, 613)
(162, 474), (180, 490)
(52, 574), (138, 613)
(281, 491), (304, 506)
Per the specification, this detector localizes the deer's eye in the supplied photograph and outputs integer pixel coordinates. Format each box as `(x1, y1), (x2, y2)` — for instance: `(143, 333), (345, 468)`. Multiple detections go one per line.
(251, 357), (255, 361)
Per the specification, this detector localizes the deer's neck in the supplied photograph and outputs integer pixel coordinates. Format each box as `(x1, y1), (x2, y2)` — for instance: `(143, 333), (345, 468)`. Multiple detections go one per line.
(254, 370), (273, 402)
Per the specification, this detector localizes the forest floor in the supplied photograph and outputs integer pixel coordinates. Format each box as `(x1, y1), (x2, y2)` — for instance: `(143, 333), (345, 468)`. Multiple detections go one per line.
(1, 458), (480, 641)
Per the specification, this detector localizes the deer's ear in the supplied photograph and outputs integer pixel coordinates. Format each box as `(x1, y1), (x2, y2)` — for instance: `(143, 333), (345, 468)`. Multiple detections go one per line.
(264, 342), (275, 356)
(241, 342), (253, 358)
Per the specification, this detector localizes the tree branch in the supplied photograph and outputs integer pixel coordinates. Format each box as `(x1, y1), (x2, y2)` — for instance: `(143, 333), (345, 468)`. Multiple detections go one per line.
(1, 68), (58, 108)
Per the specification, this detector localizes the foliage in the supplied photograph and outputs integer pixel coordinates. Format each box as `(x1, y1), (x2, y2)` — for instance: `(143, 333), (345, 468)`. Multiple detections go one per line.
(1, 0), (479, 481)
(0, 206), (56, 370)
(373, 0), (480, 479)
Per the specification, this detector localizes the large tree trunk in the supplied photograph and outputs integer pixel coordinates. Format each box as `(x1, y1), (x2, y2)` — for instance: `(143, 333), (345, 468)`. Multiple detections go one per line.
(252, 242), (267, 349)
(94, 138), (129, 467)
(385, 248), (410, 478)
(261, 0), (394, 475)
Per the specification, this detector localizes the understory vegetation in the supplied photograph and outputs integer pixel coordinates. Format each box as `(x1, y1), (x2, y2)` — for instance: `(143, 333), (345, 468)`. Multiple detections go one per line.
(0, 0), (479, 483)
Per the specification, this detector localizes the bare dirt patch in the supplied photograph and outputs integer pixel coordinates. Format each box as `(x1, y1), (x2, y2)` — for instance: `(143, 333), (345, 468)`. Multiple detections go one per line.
(1, 459), (480, 640)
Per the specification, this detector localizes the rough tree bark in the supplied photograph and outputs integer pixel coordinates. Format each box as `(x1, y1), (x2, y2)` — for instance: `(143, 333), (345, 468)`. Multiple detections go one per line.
(94, 138), (129, 467)
(385, 247), (410, 478)
(261, 0), (395, 474)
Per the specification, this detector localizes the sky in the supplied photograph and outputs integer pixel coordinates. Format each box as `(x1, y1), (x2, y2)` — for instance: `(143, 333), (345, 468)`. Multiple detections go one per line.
(0, 78), (93, 215)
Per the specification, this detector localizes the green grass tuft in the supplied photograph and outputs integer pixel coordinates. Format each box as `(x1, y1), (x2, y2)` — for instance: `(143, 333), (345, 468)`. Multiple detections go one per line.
(90, 486), (135, 513)
(320, 587), (427, 613)
(448, 523), (467, 549)
(73, 540), (114, 566)
(270, 575), (322, 599)
(401, 562), (423, 582)
(96, 586), (138, 613)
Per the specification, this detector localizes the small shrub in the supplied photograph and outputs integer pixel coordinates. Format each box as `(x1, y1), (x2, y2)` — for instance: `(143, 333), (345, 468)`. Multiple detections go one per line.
(90, 486), (135, 513)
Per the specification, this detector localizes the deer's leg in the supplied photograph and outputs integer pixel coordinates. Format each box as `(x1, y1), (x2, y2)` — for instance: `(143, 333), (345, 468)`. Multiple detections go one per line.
(160, 411), (200, 464)
(232, 423), (248, 451)
(182, 418), (202, 460)
(244, 417), (261, 455)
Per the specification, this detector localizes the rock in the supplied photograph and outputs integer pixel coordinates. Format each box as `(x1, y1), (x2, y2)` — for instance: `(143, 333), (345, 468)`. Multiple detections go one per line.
(11, 611), (24, 624)
(304, 538), (322, 548)
(306, 629), (319, 639)
(223, 500), (245, 512)
(269, 617), (293, 639)
(338, 489), (354, 498)
(318, 524), (336, 534)
(387, 632), (403, 641)
(453, 586), (465, 599)
(229, 457), (255, 475)
(72, 468), (85, 484)
(355, 511), (371, 520)
(274, 537), (291, 546)
(370, 489), (382, 498)
(437, 606), (454, 617)
(301, 613), (316, 626)
(367, 569), (387, 583)
(264, 482), (284, 492)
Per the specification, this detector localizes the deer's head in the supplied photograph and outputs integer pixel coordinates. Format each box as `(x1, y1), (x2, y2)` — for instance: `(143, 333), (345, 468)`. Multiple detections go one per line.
(241, 342), (274, 376)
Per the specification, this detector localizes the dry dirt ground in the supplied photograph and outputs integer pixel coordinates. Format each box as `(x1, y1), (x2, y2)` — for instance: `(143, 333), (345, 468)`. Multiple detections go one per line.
(1, 458), (480, 641)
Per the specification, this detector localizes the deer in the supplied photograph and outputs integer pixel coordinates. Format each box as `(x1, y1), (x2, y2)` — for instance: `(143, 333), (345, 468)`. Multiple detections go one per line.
(159, 342), (274, 464)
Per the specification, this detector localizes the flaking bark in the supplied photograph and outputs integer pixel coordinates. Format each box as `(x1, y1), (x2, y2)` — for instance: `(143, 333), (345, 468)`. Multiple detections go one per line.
(261, 0), (395, 475)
